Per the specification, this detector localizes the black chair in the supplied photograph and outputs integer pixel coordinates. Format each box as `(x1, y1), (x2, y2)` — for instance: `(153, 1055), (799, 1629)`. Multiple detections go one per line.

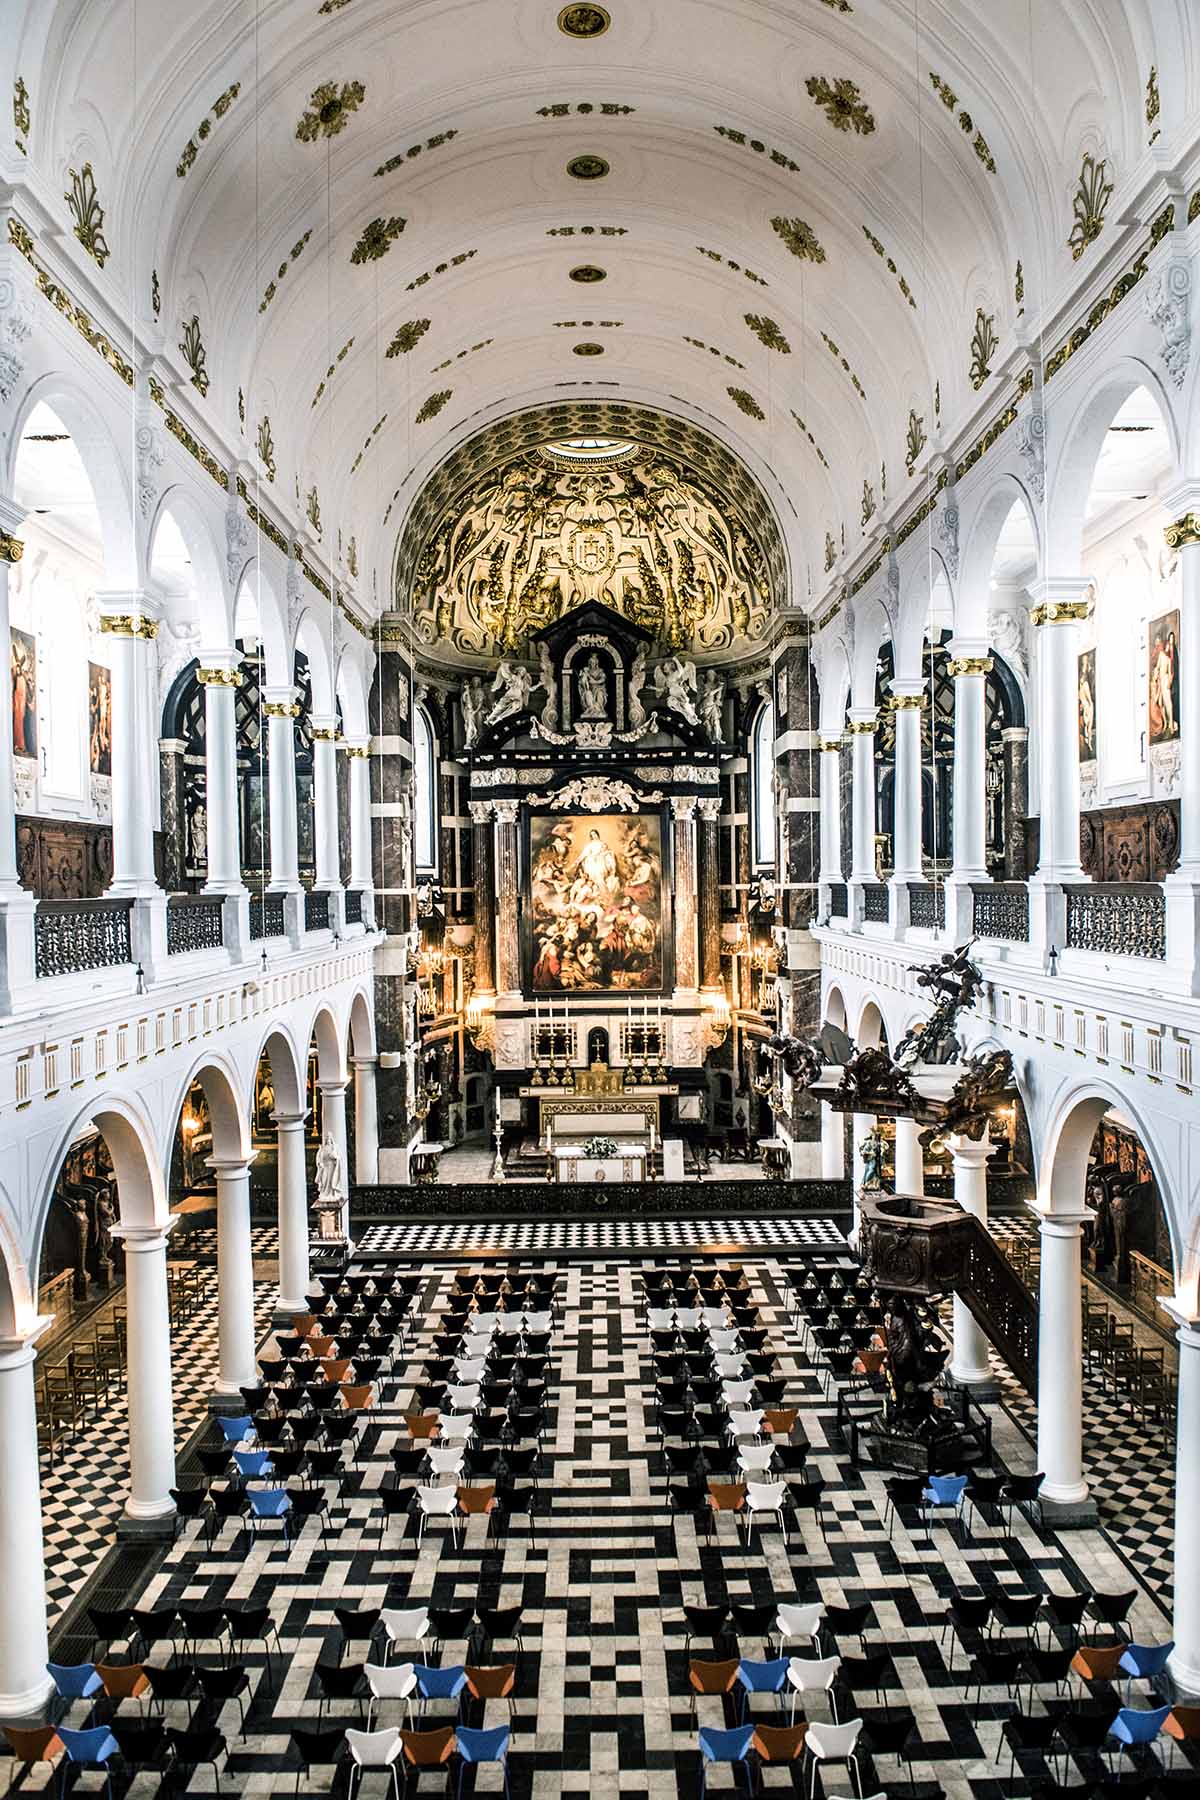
(493, 1485), (536, 1545)
(862, 1707), (916, 1786)
(198, 1446), (234, 1482)
(1043, 1591), (1090, 1642)
(87, 1606), (132, 1660)
(194, 1667), (250, 1736)
(145, 1663), (199, 1718)
(176, 1604), (226, 1658)
(474, 1605), (525, 1660)
(682, 1603), (730, 1656)
(166, 1724), (226, 1788)
(883, 1475), (925, 1538)
(225, 1603), (283, 1669)
(994, 1592), (1045, 1639)
(1089, 1589), (1137, 1627)
(290, 1487), (331, 1546)
(499, 1446), (539, 1484)
(308, 1446), (345, 1484)
(790, 1479), (827, 1538)
(428, 1606), (475, 1657)
(315, 1660), (365, 1717)
(729, 1602), (778, 1648)
(967, 1645), (1024, 1704)
(941, 1593), (993, 1669)
(772, 1445), (810, 1477)
(208, 1487), (248, 1545)
(1023, 1643), (1074, 1705)
(1003, 1470), (1046, 1529)
(377, 1486), (414, 1541)
(1000, 1709), (1059, 1782)
(132, 1606), (178, 1655)
(334, 1606), (380, 1663)
(252, 1413), (288, 1446)
(835, 1652), (893, 1710)
(962, 1472), (1008, 1531)
(269, 1447), (307, 1484)
(170, 1486), (210, 1538)
(822, 1603), (874, 1653)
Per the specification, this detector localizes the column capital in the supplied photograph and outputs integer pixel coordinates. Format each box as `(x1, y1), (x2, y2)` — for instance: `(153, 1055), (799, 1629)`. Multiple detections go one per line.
(350, 1053), (378, 1070)
(197, 665), (243, 688)
(111, 1218), (179, 1253)
(271, 1109), (309, 1129)
(946, 654), (993, 678)
(206, 1153), (258, 1176)
(469, 799), (495, 825)
(1032, 1203), (1089, 1235)
(696, 796), (721, 822)
(310, 714), (339, 739)
(0, 530), (23, 565)
(0, 494), (26, 540)
(671, 795), (698, 821)
(317, 1076), (349, 1096)
(1027, 576), (1093, 626)
(845, 711), (877, 734)
(493, 798), (520, 825)
(1161, 479), (1200, 534)
(96, 587), (165, 632)
(887, 677), (926, 707)
(947, 1133), (993, 1168)
(818, 736), (844, 752)
(1165, 512), (1200, 550)
(343, 736), (371, 758)
(0, 1317), (53, 1366)
(262, 683), (302, 711)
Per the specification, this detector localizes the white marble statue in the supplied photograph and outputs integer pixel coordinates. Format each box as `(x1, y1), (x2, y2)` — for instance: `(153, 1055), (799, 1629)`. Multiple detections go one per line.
(654, 653), (699, 724)
(627, 645), (650, 728)
(315, 1130), (345, 1203)
(487, 658), (534, 725)
(699, 668), (726, 740)
(535, 642), (559, 730)
(578, 652), (609, 720)
(461, 674), (486, 747)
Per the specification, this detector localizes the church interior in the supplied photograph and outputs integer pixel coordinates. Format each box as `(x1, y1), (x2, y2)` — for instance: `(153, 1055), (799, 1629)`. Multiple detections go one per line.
(2, 2), (1200, 1795)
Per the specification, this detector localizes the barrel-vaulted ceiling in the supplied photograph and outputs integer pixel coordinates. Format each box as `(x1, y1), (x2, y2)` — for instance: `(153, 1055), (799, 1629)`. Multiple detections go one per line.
(6, 0), (1189, 609)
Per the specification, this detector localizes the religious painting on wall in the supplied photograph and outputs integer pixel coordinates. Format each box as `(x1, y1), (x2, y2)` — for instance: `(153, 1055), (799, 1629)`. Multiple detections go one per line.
(296, 773), (316, 869)
(88, 662), (112, 775)
(253, 1053), (277, 1139)
(1077, 647), (1097, 763)
(1148, 609), (1180, 744)
(528, 811), (664, 992)
(11, 627), (37, 760)
(242, 773), (268, 874)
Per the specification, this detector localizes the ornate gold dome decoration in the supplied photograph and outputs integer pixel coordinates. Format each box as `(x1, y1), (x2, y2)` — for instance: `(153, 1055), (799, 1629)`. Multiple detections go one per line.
(771, 216), (826, 264)
(408, 436), (770, 659)
(727, 388), (766, 421)
(569, 264), (607, 282)
(373, 131), (458, 177)
(744, 314), (791, 354)
(416, 389), (453, 424)
(695, 246), (768, 286)
(684, 337), (746, 371)
(572, 342), (604, 354)
(386, 318), (431, 358)
(804, 75), (875, 135)
(350, 215), (405, 264)
(295, 80), (366, 143)
(566, 154), (610, 180)
(558, 5), (611, 37)
(862, 227), (917, 309)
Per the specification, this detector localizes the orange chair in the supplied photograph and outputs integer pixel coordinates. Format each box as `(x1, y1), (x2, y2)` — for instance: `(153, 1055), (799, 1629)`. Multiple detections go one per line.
(318, 1358), (352, 1383)
(307, 1336), (336, 1360)
(404, 1411), (440, 1443)
(340, 1383), (374, 1415)
(688, 1657), (740, 1717)
(400, 1725), (457, 1771)
(707, 1481), (747, 1537)
(292, 1315), (319, 1339)
(96, 1662), (151, 1704)
(465, 1663), (516, 1716)
(457, 1483), (499, 1527)
(753, 1722), (809, 1766)
(763, 1408), (798, 1439)
(1164, 1705), (1200, 1750)
(1070, 1642), (1128, 1685)
(4, 1725), (64, 1781)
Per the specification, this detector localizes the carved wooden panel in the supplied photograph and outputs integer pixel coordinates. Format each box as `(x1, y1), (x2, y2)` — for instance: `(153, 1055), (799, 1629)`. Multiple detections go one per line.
(1024, 800), (1180, 882)
(17, 814), (113, 899)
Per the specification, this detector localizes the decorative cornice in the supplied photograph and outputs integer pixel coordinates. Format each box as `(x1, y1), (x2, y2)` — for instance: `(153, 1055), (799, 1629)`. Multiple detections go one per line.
(197, 666), (243, 687)
(0, 532), (24, 564)
(99, 614), (159, 640)
(1164, 512), (1200, 550)
(946, 656), (993, 678)
(1030, 600), (1090, 627)
(263, 700), (302, 718)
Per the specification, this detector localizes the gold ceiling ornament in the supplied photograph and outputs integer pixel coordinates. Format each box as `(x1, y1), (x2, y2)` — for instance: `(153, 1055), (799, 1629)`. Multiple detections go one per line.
(820, 331), (867, 400)
(557, 4), (611, 37)
(1164, 513), (1200, 550)
(744, 313), (791, 354)
(99, 614), (158, 639)
(861, 226), (917, 309)
(179, 314), (210, 396)
(684, 335), (746, 370)
(151, 268), (161, 316)
(804, 75), (875, 136)
(295, 79), (366, 143)
(696, 246), (768, 286)
(259, 228), (313, 312)
(197, 666), (244, 687)
(546, 224), (627, 236)
(555, 318), (623, 326)
(386, 317), (431, 357)
(1044, 200), (1174, 382)
(538, 101), (634, 117)
(905, 409), (926, 476)
(65, 163), (110, 267)
(374, 130), (458, 177)
(0, 531), (25, 563)
(318, 0), (355, 12)
(256, 415), (277, 482)
(311, 336), (354, 406)
(431, 336), (494, 371)
(771, 216), (826, 264)
(566, 153), (610, 180)
(412, 443), (769, 656)
(1030, 599), (1090, 626)
(1014, 259), (1025, 313)
(347, 536), (358, 577)
(407, 249), (477, 291)
(968, 306), (998, 390)
(1068, 150), (1114, 261)
(791, 413), (829, 469)
(176, 82), (240, 179)
(713, 125), (799, 175)
(306, 487), (323, 535)
(350, 413), (388, 475)
(928, 72), (997, 174)
(237, 386), (246, 426)
(824, 532), (837, 572)
(572, 342), (605, 355)
(860, 479), (876, 527)
(1146, 66), (1161, 144)
(727, 386), (765, 420)
(947, 656), (994, 678)
(350, 214), (406, 264)
(416, 389), (453, 424)
(934, 379), (941, 419)
(13, 76), (30, 153)
(569, 264), (607, 282)
(820, 0), (852, 11)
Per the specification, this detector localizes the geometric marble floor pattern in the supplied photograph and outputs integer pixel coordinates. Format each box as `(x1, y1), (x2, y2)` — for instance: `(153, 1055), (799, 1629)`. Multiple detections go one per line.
(55, 1250), (1182, 1800)
(355, 1217), (848, 1255)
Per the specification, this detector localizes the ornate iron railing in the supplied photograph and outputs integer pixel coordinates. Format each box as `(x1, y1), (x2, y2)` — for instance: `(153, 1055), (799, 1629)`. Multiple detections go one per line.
(344, 889), (364, 926)
(828, 883), (848, 919)
(351, 1177), (852, 1221)
(908, 884), (946, 931)
(973, 882), (1030, 943)
(249, 893), (286, 941)
(304, 889), (331, 932)
(1065, 883), (1166, 960)
(862, 884), (890, 924)
(35, 899), (133, 979)
(166, 894), (224, 956)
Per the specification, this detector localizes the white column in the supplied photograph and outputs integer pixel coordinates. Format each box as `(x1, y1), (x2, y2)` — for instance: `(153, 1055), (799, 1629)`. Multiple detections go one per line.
(116, 1223), (178, 1524)
(820, 1101), (845, 1181)
(1162, 508), (1200, 993)
(948, 1136), (992, 1385)
(846, 712), (878, 883)
(947, 645), (992, 883)
(818, 739), (843, 884)
(312, 720), (342, 891)
(1035, 1208), (1089, 1505)
(0, 518), (37, 1008)
(263, 691), (301, 891)
(211, 1157), (257, 1400)
(353, 1055), (380, 1184)
(849, 1110), (876, 1245)
(1165, 1308), (1200, 1691)
(0, 1322), (55, 1714)
(1029, 584), (1089, 884)
(199, 659), (245, 894)
(345, 741), (373, 891)
(98, 596), (162, 892)
(888, 685), (925, 886)
(894, 1115), (925, 1196)
(274, 1112), (310, 1314)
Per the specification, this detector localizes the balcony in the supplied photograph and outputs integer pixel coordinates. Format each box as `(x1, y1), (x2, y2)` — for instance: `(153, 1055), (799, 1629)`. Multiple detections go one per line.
(166, 894), (224, 956)
(862, 884), (890, 925)
(249, 893), (287, 941)
(1065, 883), (1166, 961)
(344, 889), (364, 927)
(34, 899), (133, 979)
(908, 884), (946, 932)
(972, 882), (1030, 944)
(304, 890), (331, 933)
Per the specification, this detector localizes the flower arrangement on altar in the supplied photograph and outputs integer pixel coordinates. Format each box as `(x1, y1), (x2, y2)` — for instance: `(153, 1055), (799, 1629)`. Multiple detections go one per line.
(583, 1136), (619, 1159)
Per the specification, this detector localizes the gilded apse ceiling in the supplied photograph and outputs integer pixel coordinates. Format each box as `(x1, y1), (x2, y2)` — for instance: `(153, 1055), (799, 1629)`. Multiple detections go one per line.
(7, 0), (1188, 609)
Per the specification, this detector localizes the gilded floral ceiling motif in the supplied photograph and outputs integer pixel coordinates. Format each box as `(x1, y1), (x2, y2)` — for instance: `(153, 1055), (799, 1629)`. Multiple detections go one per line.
(409, 440), (771, 660)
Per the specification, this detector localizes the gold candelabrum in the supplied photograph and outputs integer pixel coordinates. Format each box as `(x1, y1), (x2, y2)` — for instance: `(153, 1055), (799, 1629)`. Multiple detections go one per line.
(464, 992), (496, 1056)
(412, 1076), (442, 1124)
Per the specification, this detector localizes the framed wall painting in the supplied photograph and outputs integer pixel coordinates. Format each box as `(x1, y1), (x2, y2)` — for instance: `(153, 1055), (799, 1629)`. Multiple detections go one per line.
(1148, 609), (1180, 745)
(526, 810), (666, 993)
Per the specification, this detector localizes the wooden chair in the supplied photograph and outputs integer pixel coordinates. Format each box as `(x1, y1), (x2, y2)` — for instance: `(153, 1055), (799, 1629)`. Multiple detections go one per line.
(399, 1725), (456, 1773)
(403, 1411), (440, 1443)
(687, 1657), (740, 1717)
(464, 1663), (516, 1717)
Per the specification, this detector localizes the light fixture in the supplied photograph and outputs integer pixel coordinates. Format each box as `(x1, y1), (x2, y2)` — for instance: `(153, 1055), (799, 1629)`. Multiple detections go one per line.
(465, 991), (496, 1053)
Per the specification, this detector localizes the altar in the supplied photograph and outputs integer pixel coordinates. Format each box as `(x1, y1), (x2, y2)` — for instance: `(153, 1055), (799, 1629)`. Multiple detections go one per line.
(551, 1144), (649, 1184)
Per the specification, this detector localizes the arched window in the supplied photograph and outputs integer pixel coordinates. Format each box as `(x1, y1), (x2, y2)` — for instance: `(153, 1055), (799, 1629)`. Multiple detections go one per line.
(413, 706), (438, 873)
(752, 701), (776, 868)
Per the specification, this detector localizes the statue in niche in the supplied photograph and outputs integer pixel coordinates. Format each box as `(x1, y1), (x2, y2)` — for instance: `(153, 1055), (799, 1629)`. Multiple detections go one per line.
(461, 674), (486, 748)
(62, 1190), (91, 1299)
(699, 668), (726, 740)
(578, 653), (609, 721)
(654, 654), (699, 724)
(627, 645), (650, 728)
(95, 1190), (116, 1284)
(534, 642), (559, 731)
(190, 800), (208, 870)
(315, 1130), (344, 1203)
(486, 658), (534, 726)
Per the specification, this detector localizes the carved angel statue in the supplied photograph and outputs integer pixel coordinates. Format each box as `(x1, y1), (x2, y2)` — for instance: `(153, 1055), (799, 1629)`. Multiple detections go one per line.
(534, 642), (559, 731)
(653, 653), (699, 724)
(699, 668), (726, 740)
(578, 653), (609, 721)
(461, 674), (486, 748)
(486, 658), (534, 726)
(627, 645), (650, 728)
(315, 1130), (345, 1205)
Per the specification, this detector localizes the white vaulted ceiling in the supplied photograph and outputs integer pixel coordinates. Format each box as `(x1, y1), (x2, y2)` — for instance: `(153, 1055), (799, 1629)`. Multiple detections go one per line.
(6, 0), (1191, 607)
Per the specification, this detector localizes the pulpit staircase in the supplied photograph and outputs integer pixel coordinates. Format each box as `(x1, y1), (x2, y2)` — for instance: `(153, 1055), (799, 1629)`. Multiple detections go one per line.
(859, 1192), (1039, 1394)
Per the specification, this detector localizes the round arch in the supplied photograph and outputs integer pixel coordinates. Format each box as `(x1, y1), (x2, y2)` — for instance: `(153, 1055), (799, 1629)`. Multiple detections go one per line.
(347, 988), (376, 1060)
(6, 377), (135, 586)
(249, 1024), (306, 1123)
(295, 610), (334, 717)
(1038, 1077), (1181, 1281)
(235, 558), (291, 690)
(162, 1052), (251, 1170)
(0, 1196), (35, 1338)
(959, 475), (1042, 638)
(1047, 360), (1182, 574)
(147, 486), (230, 649)
(822, 983), (848, 1032)
(856, 1000), (888, 1049)
(309, 1002), (347, 1084)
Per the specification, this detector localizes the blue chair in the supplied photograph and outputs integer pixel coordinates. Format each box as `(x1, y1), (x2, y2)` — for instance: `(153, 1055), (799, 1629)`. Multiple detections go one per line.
(217, 1414), (254, 1444)
(57, 1726), (121, 1799)
(233, 1447), (275, 1482)
(920, 1474), (968, 1537)
(699, 1723), (757, 1795)
(455, 1724), (511, 1798)
(1119, 1641), (1175, 1697)
(1108, 1703), (1171, 1771)
(47, 1660), (104, 1704)
(735, 1657), (790, 1718)
(247, 1487), (292, 1544)
(415, 1663), (468, 1715)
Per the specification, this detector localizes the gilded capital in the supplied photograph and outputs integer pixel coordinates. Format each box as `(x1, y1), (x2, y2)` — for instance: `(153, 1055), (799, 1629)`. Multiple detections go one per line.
(818, 736), (843, 752)
(887, 693), (926, 711)
(946, 656), (994, 678)
(99, 613), (159, 640)
(310, 725), (339, 741)
(845, 718), (877, 736)
(344, 744), (371, 759)
(1029, 600), (1090, 627)
(197, 666), (243, 687)
(263, 700), (302, 718)
(0, 531), (25, 564)
(1165, 511), (1200, 550)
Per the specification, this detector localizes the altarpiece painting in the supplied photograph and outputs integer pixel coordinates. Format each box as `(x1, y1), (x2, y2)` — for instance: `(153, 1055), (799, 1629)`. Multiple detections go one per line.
(528, 811), (664, 992)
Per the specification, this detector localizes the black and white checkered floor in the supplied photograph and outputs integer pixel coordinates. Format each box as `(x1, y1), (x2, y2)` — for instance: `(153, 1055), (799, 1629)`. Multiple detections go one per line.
(356, 1220), (847, 1255)
(36, 1247), (1188, 1799)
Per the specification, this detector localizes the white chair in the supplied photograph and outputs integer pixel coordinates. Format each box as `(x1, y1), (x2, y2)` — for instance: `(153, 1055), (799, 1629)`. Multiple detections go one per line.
(416, 1483), (462, 1548)
(494, 1313), (525, 1336)
(426, 1447), (465, 1479)
(744, 1478), (788, 1544)
(721, 1379), (756, 1407)
(522, 1310), (553, 1333)
(445, 1384), (481, 1412)
(345, 1726), (405, 1800)
(453, 1358), (488, 1383)
(700, 1307), (730, 1330)
(775, 1603), (825, 1658)
(647, 1308), (677, 1333)
(786, 1654), (840, 1723)
(437, 1413), (475, 1443)
(804, 1720), (863, 1798)
(715, 1355), (747, 1378)
(737, 1445), (775, 1479)
(365, 1662), (417, 1729)
(727, 1408), (765, 1442)
(709, 1331), (741, 1354)
(379, 1607), (431, 1665)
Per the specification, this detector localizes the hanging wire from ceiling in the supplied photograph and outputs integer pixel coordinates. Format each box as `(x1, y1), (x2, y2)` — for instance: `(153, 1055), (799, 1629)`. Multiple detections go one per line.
(913, 0), (942, 898)
(252, 0), (270, 973)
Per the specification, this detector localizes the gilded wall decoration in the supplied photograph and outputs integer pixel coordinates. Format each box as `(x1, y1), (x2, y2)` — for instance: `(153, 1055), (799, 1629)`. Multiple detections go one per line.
(557, 4), (610, 36)
(727, 386), (765, 421)
(431, 337), (494, 371)
(319, 0), (355, 12)
(928, 72), (997, 173)
(350, 215), (406, 264)
(416, 389), (453, 423)
(295, 80), (366, 142)
(820, 331), (867, 399)
(306, 487), (323, 535)
(771, 216), (826, 263)
(555, 319), (623, 327)
(824, 532), (837, 572)
(237, 387), (245, 426)
(65, 164), (110, 267)
(257, 416), (276, 482)
(386, 318), (431, 357)
(566, 154), (610, 180)
(569, 264), (607, 282)
(410, 443), (770, 658)
(311, 335), (354, 405)
(13, 77), (30, 154)
(373, 130), (457, 176)
(804, 75), (875, 136)
(1014, 260), (1024, 313)
(905, 409), (926, 475)
(861, 479), (876, 527)
(179, 314), (209, 396)
(713, 126), (799, 174)
(791, 413), (829, 469)
(407, 250), (477, 291)
(1146, 67), (1161, 144)
(176, 82), (241, 179)
(1068, 151), (1114, 261)
(572, 342), (604, 355)
(820, 0), (853, 10)
(151, 269), (161, 317)
(347, 537), (358, 578)
(258, 229), (312, 312)
(538, 101), (633, 117)
(968, 306), (998, 389)
(546, 224), (627, 236)
(684, 336), (745, 370)
(862, 227), (917, 308)
(350, 414), (387, 474)
(696, 247), (768, 285)
(744, 313), (791, 354)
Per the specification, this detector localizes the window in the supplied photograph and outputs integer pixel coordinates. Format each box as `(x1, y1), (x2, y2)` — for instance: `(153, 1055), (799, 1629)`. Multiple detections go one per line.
(752, 700), (776, 868)
(413, 706), (438, 872)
